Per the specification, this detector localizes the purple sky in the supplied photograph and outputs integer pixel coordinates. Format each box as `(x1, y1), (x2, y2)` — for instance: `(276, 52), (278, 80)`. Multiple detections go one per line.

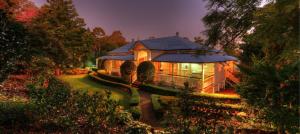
(32, 0), (208, 41)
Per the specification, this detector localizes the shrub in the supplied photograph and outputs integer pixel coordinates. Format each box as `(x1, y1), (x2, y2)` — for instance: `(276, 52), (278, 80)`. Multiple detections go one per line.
(140, 84), (180, 96)
(89, 73), (140, 106)
(29, 77), (134, 133)
(120, 61), (136, 83)
(97, 71), (129, 84)
(151, 95), (164, 119)
(137, 61), (155, 83)
(129, 106), (141, 120)
(129, 88), (140, 106)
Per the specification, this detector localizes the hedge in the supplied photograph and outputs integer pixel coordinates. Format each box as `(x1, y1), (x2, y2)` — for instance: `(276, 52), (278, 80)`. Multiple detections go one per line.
(139, 84), (181, 96)
(140, 84), (240, 103)
(129, 88), (140, 106)
(191, 93), (241, 104)
(96, 71), (129, 84)
(129, 106), (142, 120)
(89, 73), (140, 106)
(151, 95), (164, 119)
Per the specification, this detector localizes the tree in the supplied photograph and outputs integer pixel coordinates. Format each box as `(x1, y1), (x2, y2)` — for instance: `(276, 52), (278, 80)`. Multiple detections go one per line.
(203, 0), (258, 53)
(120, 61), (136, 83)
(0, 0), (38, 22)
(137, 61), (155, 83)
(0, 9), (30, 82)
(204, 0), (299, 133)
(194, 36), (205, 45)
(91, 29), (127, 58)
(31, 0), (93, 68)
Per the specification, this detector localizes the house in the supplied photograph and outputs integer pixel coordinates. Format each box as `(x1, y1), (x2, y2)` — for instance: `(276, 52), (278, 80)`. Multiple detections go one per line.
(96, 34), (239, 93)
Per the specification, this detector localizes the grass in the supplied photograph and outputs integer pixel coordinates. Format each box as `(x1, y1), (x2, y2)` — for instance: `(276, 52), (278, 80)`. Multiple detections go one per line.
(58, 74), (130, 106)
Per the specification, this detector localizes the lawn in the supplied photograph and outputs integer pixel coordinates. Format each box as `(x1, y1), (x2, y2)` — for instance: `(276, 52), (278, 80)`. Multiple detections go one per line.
(58, 74), (130, 106)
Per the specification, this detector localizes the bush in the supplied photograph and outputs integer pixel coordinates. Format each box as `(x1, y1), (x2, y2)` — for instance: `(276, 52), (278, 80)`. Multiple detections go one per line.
(89, 73), (140, 106)
(137, 61), (155, 83)
(129, 106), (141, 120)
(0, 102), (32, 128)
(191, 93), (241, 104)
(120, 61), (136, 83)
(29, 77), (134, 133)
(151, 95), (164, 119)
(97, 71), (129, 84)
(140, 84), (181, 96)
(129, 88), (140, 106)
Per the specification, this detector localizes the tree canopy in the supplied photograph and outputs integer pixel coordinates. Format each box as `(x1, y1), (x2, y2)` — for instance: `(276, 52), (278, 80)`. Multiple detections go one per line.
(204, 0), (299, 132)
(0, 9), (30, 82)
(30, 0), (93, 68)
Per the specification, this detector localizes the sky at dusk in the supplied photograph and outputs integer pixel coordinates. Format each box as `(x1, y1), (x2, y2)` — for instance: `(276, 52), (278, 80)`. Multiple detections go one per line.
(32, 0), (208, 41)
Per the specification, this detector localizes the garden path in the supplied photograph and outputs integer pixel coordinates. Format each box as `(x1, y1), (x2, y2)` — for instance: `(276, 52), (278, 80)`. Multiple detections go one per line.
(138, 90), (160, 128)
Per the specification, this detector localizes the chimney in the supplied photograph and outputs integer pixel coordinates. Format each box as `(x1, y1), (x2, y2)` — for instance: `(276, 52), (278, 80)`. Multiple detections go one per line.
(131, 38), (135, 43)
(176, 32), (179, 37)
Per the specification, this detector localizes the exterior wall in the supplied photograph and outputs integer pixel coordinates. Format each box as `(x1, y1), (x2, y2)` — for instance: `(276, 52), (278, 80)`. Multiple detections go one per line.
(103, 60), (124, 76)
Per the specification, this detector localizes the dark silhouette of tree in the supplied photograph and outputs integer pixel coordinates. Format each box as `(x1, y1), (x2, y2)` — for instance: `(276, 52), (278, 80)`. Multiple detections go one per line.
(205, 0), (299, 133)
(31, 0), (93, 68)
(0, 9), (30, 82)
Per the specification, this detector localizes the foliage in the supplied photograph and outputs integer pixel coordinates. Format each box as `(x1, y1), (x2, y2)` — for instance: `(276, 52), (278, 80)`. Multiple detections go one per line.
(205, 0), (300, 132)
(89, 73), (140, 106)
(137, 61), (155, 83)
(0, 0), (38, 22)
(194, 36), (205, 45)
(92, 28), (127, 58)
(0, 102), (32, 128)
(129, 88), (140, 106)
(203, 0), (259, 53)
(129, 106), (141, 120)
(151, 94), (164, 119)
(0, 10), (30, 82)
(164, 82), (234, 133)
(30, 0), (93, 68)
(28, 77), (133, 133)
(97, 71), (129, 84)
(237, 59), (299, 133)
(125, 121), (152, 134)
(120, 61), (137, 83)
(178, 82), (194, 117)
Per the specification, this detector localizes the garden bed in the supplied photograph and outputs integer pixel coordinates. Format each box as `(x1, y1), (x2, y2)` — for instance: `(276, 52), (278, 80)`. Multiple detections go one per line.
(88, 73), (140, 106)
(96, 70), (129, 84)
(140, 84), (241, 103)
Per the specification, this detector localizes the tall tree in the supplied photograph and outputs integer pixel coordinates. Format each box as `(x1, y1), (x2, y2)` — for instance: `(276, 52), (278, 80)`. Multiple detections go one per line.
(204, 0), (299, 133)
(194, 36), (205, 45)
(92, 30), (127, 57)
(92, 27), (106, 58)
(31, 0), (93, 68)
(203, 0), (259, 53)
(0, 9), (30, 82)
(0, 0), (38, 22)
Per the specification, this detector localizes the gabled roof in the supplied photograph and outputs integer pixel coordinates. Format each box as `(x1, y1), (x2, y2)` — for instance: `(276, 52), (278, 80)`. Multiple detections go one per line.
(152, 53), (237, 63)
(109, 36), (211, 53)
(100, 54), (134, 60)
(109, 42), (135, 53)
(139, 36), (207, 50)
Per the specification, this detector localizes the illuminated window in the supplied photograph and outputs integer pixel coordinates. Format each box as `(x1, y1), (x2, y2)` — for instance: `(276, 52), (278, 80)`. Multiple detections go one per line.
(191, 63), (201, 73)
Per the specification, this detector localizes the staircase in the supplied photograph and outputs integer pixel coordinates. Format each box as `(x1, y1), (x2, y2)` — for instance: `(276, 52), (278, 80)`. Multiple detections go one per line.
(225, 70), (240, 84)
